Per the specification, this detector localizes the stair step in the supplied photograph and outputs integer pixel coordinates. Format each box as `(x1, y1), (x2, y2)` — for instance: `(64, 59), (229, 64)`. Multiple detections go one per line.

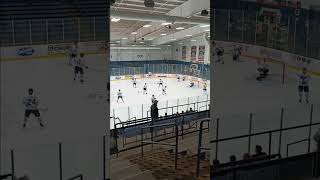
(120, 170), (155, 180)
(110, 164), (142, 180)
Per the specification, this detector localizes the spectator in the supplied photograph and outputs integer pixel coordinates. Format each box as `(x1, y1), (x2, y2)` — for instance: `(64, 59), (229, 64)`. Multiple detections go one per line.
(229, 155), (236, 162)
(150, 100), (159, 122)
(314, 128), (320, 152)
(181, 111), (184, 114)
(252, 145), (267, 158)
(242, 153), (251, 160)
(164, 112), (168, 117)
(212, 159), (220, 166)
(189, 108), (193, 112)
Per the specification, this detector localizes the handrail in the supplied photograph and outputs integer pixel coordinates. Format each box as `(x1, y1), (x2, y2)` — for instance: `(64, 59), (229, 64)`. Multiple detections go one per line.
(196, 118), (210, 177)
(141, 122), (179, 169)
(286, 138), (310, 157)
(66, 174), (83, 180)
(0, 174), (13, 180)
(210, 122), (320, 144)
(199, 105), (209, 111)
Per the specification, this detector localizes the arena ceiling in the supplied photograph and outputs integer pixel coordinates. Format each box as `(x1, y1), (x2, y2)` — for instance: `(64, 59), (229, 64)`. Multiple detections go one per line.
(110, 0), (210, 46)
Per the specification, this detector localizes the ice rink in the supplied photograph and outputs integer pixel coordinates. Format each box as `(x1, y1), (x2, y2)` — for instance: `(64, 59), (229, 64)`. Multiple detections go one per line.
(211, 54), (320, 163)
(1, 54), (107, 179)
(110, 76), (210, 129)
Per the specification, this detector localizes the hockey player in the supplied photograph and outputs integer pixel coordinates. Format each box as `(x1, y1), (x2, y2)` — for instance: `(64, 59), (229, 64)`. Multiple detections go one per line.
(143, 83), (148, 94)
(69, 41), (78, 65)
(182, 76), (186, 81)
(216, 47), (224, 64)
(256, 58), (269, 81)
(159, 79), (163, 87)
(203, 82), (207, 92)
(151, 95), (156, 103)
(232, 46), (241, 61)
(190, 81), (195, 87)
(73, 53), (87, 83)
(22, 88), (44, 128)
(177, 76), (180, 82)
(298, 68), (310, 103)
(133, 78), (137, 88)
(162, 86), (167, 95)
(117, 89), (124, 103)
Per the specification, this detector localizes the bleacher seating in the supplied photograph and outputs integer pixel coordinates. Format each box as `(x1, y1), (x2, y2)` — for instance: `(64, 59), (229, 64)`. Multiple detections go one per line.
(211, 152), (320, 180)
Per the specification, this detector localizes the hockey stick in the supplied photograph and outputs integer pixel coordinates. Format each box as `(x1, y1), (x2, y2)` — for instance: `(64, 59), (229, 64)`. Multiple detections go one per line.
(39, 107), (48, 112)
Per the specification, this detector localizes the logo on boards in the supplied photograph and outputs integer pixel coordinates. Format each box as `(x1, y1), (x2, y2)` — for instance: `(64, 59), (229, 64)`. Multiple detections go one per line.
(17, 47), (34, 56)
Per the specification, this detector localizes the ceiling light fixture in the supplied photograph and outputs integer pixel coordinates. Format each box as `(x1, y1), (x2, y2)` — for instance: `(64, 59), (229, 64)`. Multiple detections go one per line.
(143, 24), (152, 27)
(160, 33), (167, 36)
(176, 27), (185, 30)
(122, 37), (128, 40)
(131, 32), (138, 35)
(111, 18), (120, 22)
(161, 22), (172, 26)
(191, 40), (196, 42)
(186, 35), (192, 37)
(205, 29), (210, 32)
(200, 25), (210, 28)
(170, 39), (176, 41)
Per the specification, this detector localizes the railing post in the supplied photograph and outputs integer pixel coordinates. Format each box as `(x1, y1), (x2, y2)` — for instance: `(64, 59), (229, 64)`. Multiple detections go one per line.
(308, 104), (314, 153)
(59, 143), (62, 180)
(175, 124), (178, 170)
(268, 132), (272, 155)
(279, 108), (284, 155)
(11, 150), (14, 180)
(141, 128), (144, 156)
(215, 118), (219, 160)
(103, 136), (106, 180)
(248, 113), (253, 154)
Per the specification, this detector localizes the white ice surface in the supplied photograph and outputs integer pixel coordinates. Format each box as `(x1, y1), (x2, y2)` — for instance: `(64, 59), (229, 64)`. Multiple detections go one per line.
(110, 77), (210, 129)
(211, 54), (320, 163)
(1, 54), (108, 180)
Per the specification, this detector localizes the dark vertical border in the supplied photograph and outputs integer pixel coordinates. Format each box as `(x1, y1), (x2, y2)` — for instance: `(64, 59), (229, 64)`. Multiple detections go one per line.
(106, 1), (111, 180)
(210, 0), (214, 179)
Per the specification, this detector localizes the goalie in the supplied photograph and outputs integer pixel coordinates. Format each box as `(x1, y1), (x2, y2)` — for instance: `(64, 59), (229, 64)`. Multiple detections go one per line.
(256, 58), (269, 81)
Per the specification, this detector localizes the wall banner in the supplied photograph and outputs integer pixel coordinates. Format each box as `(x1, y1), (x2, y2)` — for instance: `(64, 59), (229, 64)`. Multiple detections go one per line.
(182, 46), (187, 60)
(191, 46), (197, 61)
(198, 45), (205, 62)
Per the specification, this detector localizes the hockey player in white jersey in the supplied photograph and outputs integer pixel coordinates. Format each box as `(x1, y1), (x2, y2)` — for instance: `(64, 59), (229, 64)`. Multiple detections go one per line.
(69, 41), (78, 65)
(132, 78), (137, 88)
(73, 53), (87, 83)
(203, 82), (207, 92)
(298, 68), (311, 103)
(117, 89), (124, 103)
(159, 79), (163, 87)
(151, 95), (156, 103)
(162, 86), (167, 95)
(143, 83), (148, 94)
(232, 46), (241, 61)
(22, 88), (44, 128)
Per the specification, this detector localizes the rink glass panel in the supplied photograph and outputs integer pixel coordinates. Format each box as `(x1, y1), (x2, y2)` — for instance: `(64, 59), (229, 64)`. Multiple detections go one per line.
(0, 16), (108, 46)
(211, 8), (320, 60)
(110, 63), (210, 128)
(0, 17), (108, 180)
